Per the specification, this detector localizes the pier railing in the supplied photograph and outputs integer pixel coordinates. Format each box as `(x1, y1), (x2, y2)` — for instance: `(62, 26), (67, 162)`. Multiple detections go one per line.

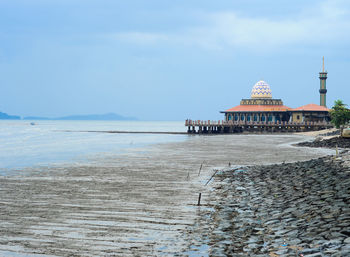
(185, 119), (332, 127)
(185, 119), (333, 134)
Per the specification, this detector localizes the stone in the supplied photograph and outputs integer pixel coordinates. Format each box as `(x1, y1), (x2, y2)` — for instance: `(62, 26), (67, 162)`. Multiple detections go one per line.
(300, 248), (321, 255)
(303, 253), (322, 257)
(344, 237), (350, 244)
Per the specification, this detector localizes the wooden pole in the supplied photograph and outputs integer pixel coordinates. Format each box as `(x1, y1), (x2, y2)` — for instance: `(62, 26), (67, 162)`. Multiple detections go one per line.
(197, 193), (202, 206)
(198, 163), (203, 176)
(205, 169), (218, 186)
(336, 144), (339, 157)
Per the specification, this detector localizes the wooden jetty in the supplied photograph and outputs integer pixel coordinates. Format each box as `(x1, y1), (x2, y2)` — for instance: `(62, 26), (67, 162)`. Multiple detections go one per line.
(185, 120), (333, 134)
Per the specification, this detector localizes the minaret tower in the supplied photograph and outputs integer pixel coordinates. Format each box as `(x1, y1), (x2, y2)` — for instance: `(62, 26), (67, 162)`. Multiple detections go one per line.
(319, 56), (328, 107)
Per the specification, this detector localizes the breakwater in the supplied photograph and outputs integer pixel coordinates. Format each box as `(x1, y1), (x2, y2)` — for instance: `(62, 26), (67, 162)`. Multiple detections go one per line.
(185, 152), (350, 256)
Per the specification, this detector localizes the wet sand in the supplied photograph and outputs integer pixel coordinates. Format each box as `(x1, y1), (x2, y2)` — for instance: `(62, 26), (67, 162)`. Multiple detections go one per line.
(0, 134), (334, 256)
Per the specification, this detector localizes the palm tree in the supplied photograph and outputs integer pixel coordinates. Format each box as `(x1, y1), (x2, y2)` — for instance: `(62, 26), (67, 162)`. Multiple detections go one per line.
(330, 100), (350, 136)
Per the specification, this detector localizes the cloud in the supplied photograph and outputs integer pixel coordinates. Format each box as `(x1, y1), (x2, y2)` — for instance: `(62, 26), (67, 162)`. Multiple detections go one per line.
(113, 0), (350, 51)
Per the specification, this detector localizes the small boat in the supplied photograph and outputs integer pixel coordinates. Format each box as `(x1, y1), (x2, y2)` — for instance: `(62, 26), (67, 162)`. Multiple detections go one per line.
(30, 122), (35, 126)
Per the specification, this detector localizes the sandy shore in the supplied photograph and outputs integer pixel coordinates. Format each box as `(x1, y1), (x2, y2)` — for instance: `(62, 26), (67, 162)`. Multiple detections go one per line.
(295, 128), (339, 139)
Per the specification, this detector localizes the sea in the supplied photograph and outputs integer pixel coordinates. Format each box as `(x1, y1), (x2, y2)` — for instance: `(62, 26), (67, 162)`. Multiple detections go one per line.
(0, 120), (187, 171)
(0, 120), (335, 256)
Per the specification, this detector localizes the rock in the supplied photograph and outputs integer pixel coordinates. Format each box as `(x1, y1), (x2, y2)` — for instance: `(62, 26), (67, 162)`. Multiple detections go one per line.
(186, 152), (350, 256)
(275, 248), (289, 255)
(303, 253), (322, 257)
(296, 136), (350, 149)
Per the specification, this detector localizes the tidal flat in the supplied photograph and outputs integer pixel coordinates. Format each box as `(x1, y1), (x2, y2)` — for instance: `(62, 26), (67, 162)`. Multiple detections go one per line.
(0, 134), (336, 256)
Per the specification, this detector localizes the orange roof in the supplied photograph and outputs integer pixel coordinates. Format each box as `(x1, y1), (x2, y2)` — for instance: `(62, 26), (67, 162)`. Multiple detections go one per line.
(223, 104), (291, 112)
(292, 103), (329, 112)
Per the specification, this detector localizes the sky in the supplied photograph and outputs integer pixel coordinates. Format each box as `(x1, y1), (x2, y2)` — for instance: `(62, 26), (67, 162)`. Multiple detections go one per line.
(0, 0), (349, 120)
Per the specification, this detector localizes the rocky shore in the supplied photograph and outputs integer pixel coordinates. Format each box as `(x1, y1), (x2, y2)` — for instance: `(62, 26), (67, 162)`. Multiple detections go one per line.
(297, 136), (350, 149)
(187, 151), (350, 256)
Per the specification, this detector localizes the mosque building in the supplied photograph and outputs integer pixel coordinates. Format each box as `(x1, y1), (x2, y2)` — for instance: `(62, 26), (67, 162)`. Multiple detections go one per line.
(221, 59), (330, 124)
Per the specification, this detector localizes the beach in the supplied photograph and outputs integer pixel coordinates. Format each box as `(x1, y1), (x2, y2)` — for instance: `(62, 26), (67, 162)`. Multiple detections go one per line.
(0, 126), (343, 256)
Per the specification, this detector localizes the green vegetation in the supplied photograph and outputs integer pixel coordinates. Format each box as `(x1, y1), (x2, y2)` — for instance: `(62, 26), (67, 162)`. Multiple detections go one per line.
(330, 100), (350, 130)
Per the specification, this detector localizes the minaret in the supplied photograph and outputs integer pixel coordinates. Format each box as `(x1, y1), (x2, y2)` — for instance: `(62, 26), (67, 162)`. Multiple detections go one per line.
(319, 56), (328, 107)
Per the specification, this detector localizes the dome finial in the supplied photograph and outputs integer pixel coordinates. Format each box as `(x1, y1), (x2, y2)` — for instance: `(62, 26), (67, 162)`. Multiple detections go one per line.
(322, 56), (325, 72)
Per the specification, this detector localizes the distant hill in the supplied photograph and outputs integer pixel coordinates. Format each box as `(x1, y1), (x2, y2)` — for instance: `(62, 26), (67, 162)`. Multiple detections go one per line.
(56, 113), (137, 121)
(0, 112), (21, 120)
(23, 113), (137, 121)
(23, 116), (50, 120)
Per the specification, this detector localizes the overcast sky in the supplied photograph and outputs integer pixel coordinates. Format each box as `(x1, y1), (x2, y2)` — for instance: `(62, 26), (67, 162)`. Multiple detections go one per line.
(1, 0), (349, 120)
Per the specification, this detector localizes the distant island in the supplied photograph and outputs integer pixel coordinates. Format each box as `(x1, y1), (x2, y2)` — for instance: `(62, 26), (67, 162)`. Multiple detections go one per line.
(0, 112), (21, 120)
(0, 112), (137, 121)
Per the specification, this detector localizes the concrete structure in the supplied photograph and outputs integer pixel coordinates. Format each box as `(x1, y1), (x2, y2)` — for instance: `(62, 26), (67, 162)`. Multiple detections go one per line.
(290, 103), (329, 123)
(319, 56), (328, 107)
(186, 59), (332, 134)
(221, 79), (330, 124)
(221, 80), (292, 123)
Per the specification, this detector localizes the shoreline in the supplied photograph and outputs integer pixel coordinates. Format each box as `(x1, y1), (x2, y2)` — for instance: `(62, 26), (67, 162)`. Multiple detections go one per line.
(188, 136), (350, 256)
(57, 127), (339, 137)
(0, 133), (342, 256)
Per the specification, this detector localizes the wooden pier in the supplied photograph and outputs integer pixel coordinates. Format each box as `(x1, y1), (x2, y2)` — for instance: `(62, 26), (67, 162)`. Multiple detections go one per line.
(185, 120), (333, 134)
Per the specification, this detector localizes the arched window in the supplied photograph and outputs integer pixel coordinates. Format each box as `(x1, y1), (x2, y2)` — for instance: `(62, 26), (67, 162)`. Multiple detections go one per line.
(254, 114), (258, 121)
(268, 115), (273, 122)
(241, 114), (245, 121)
(247, 115), (251, 122)
(261, 115), (266, 122)
(234, 114), (239, 121)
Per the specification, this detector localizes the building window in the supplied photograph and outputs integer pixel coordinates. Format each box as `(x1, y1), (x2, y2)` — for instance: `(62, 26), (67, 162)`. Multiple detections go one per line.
(254, 114), (258, 121)
(297, 115), (300, 120)
(228, 114), (232, 121)
(241, 114), (245, 121)
(234, 114), (238, 121)
(261, 116), (266, 122)
(268, 115), (273, 122)
(247, 115), (251, 121)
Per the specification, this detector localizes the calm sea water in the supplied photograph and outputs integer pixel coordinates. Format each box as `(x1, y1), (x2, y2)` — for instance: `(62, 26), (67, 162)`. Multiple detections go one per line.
(0, 120), (187, 170)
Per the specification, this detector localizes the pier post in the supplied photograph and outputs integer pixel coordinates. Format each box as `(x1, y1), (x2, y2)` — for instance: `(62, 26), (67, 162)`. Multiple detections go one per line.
(198, 126), (202, 134)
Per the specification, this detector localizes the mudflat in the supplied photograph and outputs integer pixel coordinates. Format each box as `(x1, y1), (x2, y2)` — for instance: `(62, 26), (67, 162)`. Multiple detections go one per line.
(0, 135), (334, 256)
